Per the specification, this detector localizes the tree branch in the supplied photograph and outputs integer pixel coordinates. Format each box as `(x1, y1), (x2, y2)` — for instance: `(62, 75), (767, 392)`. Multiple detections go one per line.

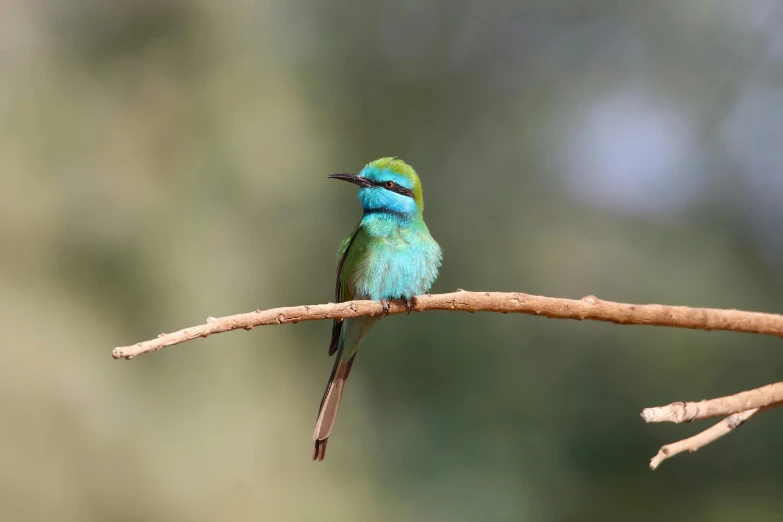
(648, 405), (777, 471)
(112, 289), (783, 469)
(112, 290), (783, 359)
(641, 382), (783, 424)
(642, 382), (783, 469)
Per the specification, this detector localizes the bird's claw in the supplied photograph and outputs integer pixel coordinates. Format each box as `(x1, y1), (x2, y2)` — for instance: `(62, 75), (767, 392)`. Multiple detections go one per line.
(380, 298), (413, 315)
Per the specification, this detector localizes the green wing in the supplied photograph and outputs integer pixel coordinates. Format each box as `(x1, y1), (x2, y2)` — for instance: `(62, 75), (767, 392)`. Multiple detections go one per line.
(328, 224), (363, 356)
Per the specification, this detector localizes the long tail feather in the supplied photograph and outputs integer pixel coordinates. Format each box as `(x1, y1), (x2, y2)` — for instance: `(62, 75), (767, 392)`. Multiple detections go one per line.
(312, 351), (357, 461)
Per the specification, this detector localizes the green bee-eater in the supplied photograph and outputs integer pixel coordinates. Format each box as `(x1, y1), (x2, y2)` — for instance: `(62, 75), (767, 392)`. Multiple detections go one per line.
(313, 157), (442, 461)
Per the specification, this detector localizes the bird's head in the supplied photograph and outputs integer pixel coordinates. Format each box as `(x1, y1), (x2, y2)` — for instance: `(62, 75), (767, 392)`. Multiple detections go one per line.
(329, 157), (424, 218)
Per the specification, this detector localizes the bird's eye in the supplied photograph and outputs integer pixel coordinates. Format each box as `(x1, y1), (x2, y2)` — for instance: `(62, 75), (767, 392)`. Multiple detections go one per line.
(384, 181), (396, 189)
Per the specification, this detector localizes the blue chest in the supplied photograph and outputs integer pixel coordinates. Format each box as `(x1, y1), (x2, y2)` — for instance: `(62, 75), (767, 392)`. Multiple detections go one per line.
(353, 214), (442, 301)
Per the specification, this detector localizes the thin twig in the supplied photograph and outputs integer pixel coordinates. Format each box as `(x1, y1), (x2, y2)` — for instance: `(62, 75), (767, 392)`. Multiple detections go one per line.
(642, 382), (783, 424)
(648, 405), (777, 471)
(112, 290), (783, 359)
(643, 383), (783, 468)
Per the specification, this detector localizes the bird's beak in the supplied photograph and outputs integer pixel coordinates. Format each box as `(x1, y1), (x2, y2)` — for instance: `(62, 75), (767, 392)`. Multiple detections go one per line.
(327, 173), (375, 188)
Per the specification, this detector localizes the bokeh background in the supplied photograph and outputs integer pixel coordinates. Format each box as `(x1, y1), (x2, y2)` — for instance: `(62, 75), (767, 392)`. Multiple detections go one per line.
(3, 0), (783, 520)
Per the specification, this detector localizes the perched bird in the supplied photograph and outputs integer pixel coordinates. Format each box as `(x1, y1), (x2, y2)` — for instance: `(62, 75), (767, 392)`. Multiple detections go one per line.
(313, 157), (442, 461)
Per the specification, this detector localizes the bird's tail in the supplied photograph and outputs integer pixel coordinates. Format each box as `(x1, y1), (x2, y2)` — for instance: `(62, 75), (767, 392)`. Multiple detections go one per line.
(312, 315), (379, 461)
(312, 345), (357, 461)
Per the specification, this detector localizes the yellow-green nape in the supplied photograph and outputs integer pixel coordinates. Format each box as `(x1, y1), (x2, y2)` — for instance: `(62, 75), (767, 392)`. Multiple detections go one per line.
(365, 157), (425, 211)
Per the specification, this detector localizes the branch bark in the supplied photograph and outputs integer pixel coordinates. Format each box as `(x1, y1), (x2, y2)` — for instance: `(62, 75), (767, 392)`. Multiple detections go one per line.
(643, 382), (783, 469)
(112, 290), (783, 359)
(641, 382), (783, 424)
(648, 405), (776, 471)
(111, 289), (783, 470)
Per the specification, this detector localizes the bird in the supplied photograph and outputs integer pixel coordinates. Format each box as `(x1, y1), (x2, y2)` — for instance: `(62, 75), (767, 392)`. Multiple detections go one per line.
(313, 157), (442, 461)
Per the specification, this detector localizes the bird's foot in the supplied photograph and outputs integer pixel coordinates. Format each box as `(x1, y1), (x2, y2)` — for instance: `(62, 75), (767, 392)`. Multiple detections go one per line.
(380, 298), (413, 315)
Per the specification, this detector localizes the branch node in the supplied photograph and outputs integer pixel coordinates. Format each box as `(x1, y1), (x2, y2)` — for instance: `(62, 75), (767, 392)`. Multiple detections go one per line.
(206, 316), (217, 323)
(727, 416), (745, 429)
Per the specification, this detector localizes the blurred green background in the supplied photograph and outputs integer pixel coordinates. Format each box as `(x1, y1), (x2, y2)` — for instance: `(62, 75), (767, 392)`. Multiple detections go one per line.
(3, 0), (783, 520)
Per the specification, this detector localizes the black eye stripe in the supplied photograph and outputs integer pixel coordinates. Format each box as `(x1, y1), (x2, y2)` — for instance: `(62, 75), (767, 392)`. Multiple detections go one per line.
(374, 180), (414, 198)
(392, 185), (415, 197)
